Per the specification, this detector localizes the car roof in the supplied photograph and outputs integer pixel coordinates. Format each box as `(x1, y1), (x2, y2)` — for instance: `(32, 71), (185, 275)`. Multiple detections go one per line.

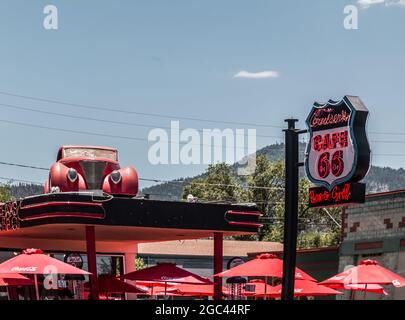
(59, 145), (117, 152)
(57, 145), (118, 161)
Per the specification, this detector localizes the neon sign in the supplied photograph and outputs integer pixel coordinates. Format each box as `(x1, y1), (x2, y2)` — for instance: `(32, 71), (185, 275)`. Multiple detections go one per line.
(308, 182), (366, 207)
(305, 96), (370, 207)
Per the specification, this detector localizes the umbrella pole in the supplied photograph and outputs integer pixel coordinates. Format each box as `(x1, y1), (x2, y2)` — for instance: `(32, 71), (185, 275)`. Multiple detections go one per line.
(164, 282), (167, 296)
(6, 287), (10, 301)
(34, 274), (40, 300)
(363, 284), (367, 300)
(264, 276), (268, 300)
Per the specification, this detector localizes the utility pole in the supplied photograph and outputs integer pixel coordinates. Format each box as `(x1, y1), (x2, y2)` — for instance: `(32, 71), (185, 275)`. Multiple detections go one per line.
(281, 119), (306, 300)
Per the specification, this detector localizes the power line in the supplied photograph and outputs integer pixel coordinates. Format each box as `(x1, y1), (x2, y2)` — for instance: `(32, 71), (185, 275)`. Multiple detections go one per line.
(370, 131), (405, 136)
(0, 176), (43, 185)
(2, 90), (405, 138)
(0, 102), (283, 140)
(142, 178), (284, 190)
(0, 118), (261, 150)
(0, 161), (49, 171)
(0, 160), (284, 190)
(1, 117), (405, 156)
(0, 90), (284, 129)
(1, 106), (405, 148)
(2, 116), (405, 154)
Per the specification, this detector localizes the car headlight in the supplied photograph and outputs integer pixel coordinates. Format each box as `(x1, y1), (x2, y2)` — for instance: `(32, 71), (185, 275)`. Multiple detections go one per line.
(110, 170), (121, 184)
(67, 168), (78, 183)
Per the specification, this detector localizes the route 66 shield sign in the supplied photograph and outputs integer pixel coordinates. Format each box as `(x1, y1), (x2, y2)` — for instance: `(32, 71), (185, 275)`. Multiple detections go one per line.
(305, 96), (370, 190)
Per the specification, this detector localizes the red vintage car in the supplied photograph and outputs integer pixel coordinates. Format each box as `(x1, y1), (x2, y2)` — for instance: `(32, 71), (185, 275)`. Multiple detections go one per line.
(44, 146), (138, 196)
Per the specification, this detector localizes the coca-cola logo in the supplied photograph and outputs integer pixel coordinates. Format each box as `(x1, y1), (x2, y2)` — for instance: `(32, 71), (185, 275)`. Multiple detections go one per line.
(159, 276), (188, 282)
(11, 266), (37, 272)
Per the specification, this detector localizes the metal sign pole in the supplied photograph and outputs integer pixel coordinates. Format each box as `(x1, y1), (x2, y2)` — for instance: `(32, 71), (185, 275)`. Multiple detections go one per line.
(281, 119), (306, 301)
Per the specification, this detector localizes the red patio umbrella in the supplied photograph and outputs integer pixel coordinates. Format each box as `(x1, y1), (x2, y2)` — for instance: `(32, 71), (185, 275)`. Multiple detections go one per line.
(135, 280), (177, 296)
(157, 283), (228, 297)
(242, 279), (278, 297)
(0, 273), (34, 286)
(266, 279), (342, 298)
(320, 259), (405, 299)
(0, 248), (91, 300)
(332, 283), (388, 296)
(135, 280), (176, 287)
(124, 263), (213, 284)
(214, 253), (316, 281)
(85, 275), (148, 297)
(0, 273), (34, 300)
(136, 284), (178, 296)
(123, 263), (213, 296)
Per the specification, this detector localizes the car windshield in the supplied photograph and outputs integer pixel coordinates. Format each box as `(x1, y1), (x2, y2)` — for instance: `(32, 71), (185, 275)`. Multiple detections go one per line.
(63, 148), (117, 161)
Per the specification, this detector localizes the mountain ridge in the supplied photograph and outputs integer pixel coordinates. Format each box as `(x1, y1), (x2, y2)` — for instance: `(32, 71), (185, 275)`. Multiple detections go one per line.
(141, 142), (405, 200)
(6, 143), (405, 200)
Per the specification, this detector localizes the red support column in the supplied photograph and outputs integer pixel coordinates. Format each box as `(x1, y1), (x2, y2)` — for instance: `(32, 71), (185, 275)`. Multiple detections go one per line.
(86, 226), (99, 300)
(213, 232), (223, 300)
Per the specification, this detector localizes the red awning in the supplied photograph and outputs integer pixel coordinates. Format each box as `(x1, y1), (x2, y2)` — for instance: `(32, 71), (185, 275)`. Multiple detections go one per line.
(214, 253), (316, 281)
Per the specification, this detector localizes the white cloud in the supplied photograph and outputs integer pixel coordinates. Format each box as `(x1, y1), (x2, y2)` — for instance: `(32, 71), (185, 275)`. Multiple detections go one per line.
(233, 70), (280, 79)
(358, 0), (405, 8)
(385, 0), (405, 6)
(358, 0), (385, 8)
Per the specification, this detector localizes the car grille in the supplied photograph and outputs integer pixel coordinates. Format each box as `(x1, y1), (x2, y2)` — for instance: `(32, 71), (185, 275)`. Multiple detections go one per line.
(80, 161), (106, 190)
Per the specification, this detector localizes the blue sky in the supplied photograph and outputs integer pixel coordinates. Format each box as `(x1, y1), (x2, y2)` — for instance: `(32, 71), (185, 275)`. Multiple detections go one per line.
(0, 0), (404, 188)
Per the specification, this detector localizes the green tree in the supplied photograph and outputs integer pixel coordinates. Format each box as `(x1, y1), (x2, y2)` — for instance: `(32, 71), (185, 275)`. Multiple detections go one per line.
(136, 257), (146, 270)
(182, 157), (342, 248)
(0, 185), (11, 203)
(182, 163), (244, 202)
(247, 156), (341, 247)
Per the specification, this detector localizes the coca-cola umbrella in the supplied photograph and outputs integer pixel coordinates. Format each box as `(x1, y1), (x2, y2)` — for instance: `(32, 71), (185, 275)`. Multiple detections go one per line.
(123, 262), (213, 295)
(0, 273), (34, 301)
(319, 259), (405, 299)
(332, 283), (388, 296)
(214, 253), (316, 281)
(265, 279), (342, 298)
(136, 283), (178, 296)
(155, 283), (228, 297)
(85, 275), (147, 294)
(242, 279), (278, 298)
(0, 248), (91, 300)
(0, 273), (34, 286)
(135, 281), (177, 296)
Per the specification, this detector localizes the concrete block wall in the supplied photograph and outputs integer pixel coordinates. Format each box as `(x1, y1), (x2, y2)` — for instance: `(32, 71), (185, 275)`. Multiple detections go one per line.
(339, 191), (405, 300)
(343, 196), (405, 241)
